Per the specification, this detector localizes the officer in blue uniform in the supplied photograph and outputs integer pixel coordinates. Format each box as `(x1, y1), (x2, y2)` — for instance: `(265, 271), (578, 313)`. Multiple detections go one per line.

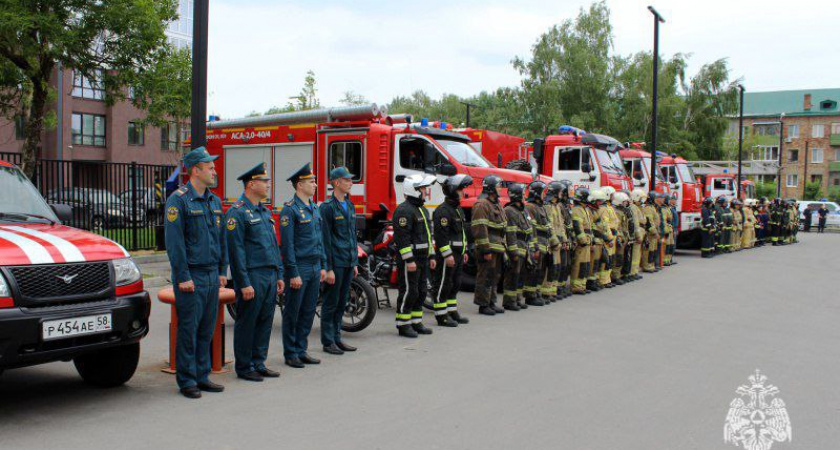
(279, 163), (327, 368)
(319, 167), (359, 355)
(225, 162), (285, 382)
(164, 147), (228, 399)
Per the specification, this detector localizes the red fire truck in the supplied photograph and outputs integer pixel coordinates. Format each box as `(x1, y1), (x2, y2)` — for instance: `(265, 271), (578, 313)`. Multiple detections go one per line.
(462, 126), (633, 191)
(203, 105), (550, 238)
(658, 153), (703, 247)
(700, 172), (756, 201)
(619, 144), (671, 194)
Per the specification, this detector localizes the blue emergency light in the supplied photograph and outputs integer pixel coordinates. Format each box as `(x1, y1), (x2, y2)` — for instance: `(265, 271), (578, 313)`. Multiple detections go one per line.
(558, 125), (586, 135)
(421, 118), (429, 127)
(440, 122), (447, 130)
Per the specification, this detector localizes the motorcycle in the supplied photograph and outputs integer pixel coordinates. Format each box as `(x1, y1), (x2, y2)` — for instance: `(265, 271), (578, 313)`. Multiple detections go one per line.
(226, 244), (378, 333)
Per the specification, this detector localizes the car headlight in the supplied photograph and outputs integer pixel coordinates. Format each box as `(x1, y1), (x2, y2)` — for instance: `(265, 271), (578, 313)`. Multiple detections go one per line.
(0, 272), (10, 297)
(113, 258), (142, 286)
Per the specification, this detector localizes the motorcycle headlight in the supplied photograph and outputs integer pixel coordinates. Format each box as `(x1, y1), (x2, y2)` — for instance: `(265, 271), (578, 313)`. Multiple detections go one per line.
(113, 258), (141, 286)
(0, 272), (10, 297)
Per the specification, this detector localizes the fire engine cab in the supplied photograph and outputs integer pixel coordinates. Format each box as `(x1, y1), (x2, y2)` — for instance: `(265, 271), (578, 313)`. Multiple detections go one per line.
(204, 105), (548, 238)
(658, 153), (703, 247)
(700, 172), (755, 201)
(619, 144), (671, 194)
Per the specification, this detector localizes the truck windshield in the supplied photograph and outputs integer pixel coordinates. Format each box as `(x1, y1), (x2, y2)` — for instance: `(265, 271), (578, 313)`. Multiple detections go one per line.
(676, 163), (696, 183)
(437, 139), (491, 168)
(595, 149), (626, 175)
(642, 157), (667, 182)
(0, 166), (58, 222)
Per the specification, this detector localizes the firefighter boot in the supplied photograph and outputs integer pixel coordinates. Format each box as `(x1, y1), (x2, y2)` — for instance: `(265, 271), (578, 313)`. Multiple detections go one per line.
(449, 311), (469, 324)
(412, 322), (433, 335)
(398, 325), (418, 338)
(436, 314), (458, 327)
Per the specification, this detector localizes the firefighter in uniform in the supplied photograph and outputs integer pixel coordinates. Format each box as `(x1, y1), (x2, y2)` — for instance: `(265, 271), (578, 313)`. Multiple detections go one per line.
(544, 182), (568, 302)
(558, 180), (576, 298)
(587, 189), (609, 291)
(641, 192), (661, 273)
(502, 183), (535, 310)
(660, 195), (674, 266)
(164, 147), (228, 399)
(392, 174), (437, 337)
(731, 199), (744, 251)
(432, 174), (473, 325)
(769, 198), (782, 246)
(719, 196), (734, 253)
(611, 191), (632, 285)
(570, 188), (593, 295)
(524, 181), (551, 305)
(279, 163), (327, 367)
(629, 189), (647, 280)
(225, 162), (284, 382)
(320, 167), (360, 355)
(700, 197), (717, 258)
(472, 175), (508, 315)
(667, 193), (679, 265)
(599, 187), (619, 288)
(741, 199), (757, 249)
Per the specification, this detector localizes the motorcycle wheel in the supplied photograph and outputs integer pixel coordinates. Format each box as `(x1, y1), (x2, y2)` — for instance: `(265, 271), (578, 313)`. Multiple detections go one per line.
(342, 278), (377, 333)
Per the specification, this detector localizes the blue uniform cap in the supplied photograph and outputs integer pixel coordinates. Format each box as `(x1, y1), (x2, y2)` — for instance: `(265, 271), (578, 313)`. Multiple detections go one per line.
(238, 162), (270, 184)
(183, 146), (218, 169)
(329, 166), (354, 181)
(287, 162), (315, 184)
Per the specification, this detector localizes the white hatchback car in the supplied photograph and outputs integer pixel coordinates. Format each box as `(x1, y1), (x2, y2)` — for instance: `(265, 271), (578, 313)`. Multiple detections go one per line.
(799, 201), (840, 229)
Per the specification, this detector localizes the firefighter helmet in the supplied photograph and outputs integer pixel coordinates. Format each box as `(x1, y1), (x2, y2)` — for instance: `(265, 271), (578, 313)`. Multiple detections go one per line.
(612, 191), (630, 206)
(544, 181), (563, 202)
(527, 180), (547, 202)
(441, 174), (473, 200)
(574, 187), (590, 204)
(601, 186), (616, 199)
(558, 179), (573, 200)
(508, 182), (526, 203)
(481, 175), (503, 197)
(631, 188), (647, 203)
(702, 197), (714, 207)
(716, 196), (728, 206)
(402, 174), (436, 199)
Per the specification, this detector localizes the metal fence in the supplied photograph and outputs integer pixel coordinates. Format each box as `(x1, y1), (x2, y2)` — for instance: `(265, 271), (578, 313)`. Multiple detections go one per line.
(1, 152), (176, 251)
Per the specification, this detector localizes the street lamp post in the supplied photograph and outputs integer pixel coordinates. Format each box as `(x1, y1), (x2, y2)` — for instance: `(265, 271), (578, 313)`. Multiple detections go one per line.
(190, 0), (209, 150)
(776, 113), (785, 198)
(737, 85), (745, 198)
(460, 101), (476, 128)
(647, 6), (665, 194)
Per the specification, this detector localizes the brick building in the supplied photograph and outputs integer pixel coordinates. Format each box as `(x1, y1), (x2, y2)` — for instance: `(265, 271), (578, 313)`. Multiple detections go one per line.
(726, 88), (840, 199)
(0, 0), (194, 169)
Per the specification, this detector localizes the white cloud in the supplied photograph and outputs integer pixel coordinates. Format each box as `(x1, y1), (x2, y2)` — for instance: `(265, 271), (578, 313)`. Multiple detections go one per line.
(206, 0), (840, 119)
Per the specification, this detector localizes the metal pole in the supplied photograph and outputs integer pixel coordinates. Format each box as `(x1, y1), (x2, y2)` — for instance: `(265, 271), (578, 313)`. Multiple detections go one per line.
(190, 0), (209, 150)
(802, 140), (809, 200)
(460, 101), (476, 128)
(737, 85), (744, 198)
(776, 114), (784, 198)
(648, 6), (665, 193)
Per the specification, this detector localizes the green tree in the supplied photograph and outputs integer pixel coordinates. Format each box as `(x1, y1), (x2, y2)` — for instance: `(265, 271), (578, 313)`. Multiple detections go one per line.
(804, 181), (822, 201)
(755, 181), (777, 200)
(0, 0), (177, 177)
(339, 90), (368, 106)
(287, 70), (319, 111)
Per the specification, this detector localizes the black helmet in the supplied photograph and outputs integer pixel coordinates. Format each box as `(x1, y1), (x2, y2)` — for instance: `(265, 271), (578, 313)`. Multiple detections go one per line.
(716, 196), (728, 205)
(759, 196), (768, 205)
(442, 174), (473, 200)
(648, 191), (658, 202)
(702, 197), (713, 207)
(482, 175), (503, 197)
(772, 198), (781, 206)
(508, 183), (526, 203)
(574, 187), (590, 204)
(558, 180), (573, 200)
(527, 180), (546, 202)
(544, 181), (563, 202)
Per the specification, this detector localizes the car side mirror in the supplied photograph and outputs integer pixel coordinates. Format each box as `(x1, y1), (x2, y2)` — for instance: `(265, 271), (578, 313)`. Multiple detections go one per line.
(589, 173), (597, 182)
(438, 163), (457, 176)
(395, 175), (406, 183)
(379, 202), (390, 214)
(581, 162), (591, 173)
(51, 203), (72, 223)
(637, 180), (647, 187)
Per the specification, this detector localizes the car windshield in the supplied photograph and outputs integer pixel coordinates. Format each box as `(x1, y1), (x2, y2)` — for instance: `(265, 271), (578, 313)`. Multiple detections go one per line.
(676, 163), (696, 182)
(595, 149), (626, 175)
(0, 166), (58, 221)
(437, 139), (491, 168)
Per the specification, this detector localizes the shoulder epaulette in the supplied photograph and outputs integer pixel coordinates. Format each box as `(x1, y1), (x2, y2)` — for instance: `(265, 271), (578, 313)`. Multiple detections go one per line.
(232, 200), (244, 208)
(284, 201), (294, 207)
(175, 186), (188, 196)
(323, 197), (333, 204)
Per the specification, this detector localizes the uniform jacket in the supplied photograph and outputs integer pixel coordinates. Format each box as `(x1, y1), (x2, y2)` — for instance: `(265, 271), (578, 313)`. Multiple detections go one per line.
(320, 194), (358, 271)
(472, 195), (508, 255)
(225, 194), (282, 289)
(434, 197), (468, 258)
(279, 194), (327, 278)
(393, 196), (434, 263)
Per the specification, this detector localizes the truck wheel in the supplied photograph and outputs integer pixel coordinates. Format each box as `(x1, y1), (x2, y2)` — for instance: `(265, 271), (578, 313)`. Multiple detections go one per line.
(342, 278), (377, 333)
(505, 159), (532, 172)
(74, 343), (140, 388)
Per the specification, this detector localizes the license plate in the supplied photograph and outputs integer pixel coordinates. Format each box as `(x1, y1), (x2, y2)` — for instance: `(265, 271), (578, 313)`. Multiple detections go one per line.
(42, 314), (113, 341)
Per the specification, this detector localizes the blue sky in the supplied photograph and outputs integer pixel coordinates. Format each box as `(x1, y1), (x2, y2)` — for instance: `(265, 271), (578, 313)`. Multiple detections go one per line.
(206, 0), (839, 118)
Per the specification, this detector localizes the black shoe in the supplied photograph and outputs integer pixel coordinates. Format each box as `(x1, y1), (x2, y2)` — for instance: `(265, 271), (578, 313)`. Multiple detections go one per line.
(491, 304), (505, 314)
(180, 386), (202, 399)
(197, 380), (225, 393)
(436, 315), (459, 327)
(257, 367), (280, 378)
(398, 325), (419, 338)
(525, 298), (545, 306)
(300, 354), (321, 364)
(285, 358), (305, 368)
(518, 301), (529, 309)
(449, 311), (469, 324)
(573, 290), (587, 296)
(478, 305), (496, 316)
(614, 279), (625, 286)
(336, 342), (357, 352)
(503, 303), (521, 311)
(323, 343), (344, 355)
(238, 371), (264, 382)
(671, 261), (678, 265)
(412, 323), (433, 335)
(605, 283), (615, 288)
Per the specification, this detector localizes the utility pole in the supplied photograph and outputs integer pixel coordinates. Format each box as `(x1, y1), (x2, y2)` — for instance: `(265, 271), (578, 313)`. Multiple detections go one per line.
(737, 85), (745, 198)
(647, 6), (665, 193)
(460, 101), (477, 128)
(190, 0), (209, 150)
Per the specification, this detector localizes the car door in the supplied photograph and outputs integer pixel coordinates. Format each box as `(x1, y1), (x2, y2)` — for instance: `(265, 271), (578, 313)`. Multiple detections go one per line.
(393, 134), (445, 208)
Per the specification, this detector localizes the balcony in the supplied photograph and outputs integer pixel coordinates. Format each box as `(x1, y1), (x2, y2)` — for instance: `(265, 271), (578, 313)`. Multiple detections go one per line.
(830, 161), (840, 172)
(830, 134), (840, 146)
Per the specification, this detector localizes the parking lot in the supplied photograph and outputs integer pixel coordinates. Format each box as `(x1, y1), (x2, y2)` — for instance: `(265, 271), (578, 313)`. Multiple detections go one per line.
(1, 233), (837, 450)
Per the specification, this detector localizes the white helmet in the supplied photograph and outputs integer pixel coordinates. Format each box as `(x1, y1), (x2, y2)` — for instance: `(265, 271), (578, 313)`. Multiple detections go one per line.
(601, 186), (616, 199)
(588, 189), (607, 203)
(612, 191), (630, 206)
(402, 174), (436, 199)
(631, 188), (647, 203)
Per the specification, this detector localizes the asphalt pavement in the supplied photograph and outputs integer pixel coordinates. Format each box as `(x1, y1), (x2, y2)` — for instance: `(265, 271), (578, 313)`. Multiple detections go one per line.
(1, 232), (837, 450)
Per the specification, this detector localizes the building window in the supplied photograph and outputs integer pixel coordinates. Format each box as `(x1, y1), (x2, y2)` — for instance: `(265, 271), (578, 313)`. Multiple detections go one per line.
(812, 124), (825, 138)
(811, 148), (823, 164)
(128, 121), (145, 146)
(754, 124), (779, 136)
(71, 113), (106, 147)
(328, 141), (363, 182)
(832, 123), (840, 135)
(72, 70), (105, 100)
(168, 0), (194, 36)
(786, 174), (798, 187)
(752, 145), (779, 161)
(811, 174), (823, 184)
(789, 150), (799, 162)
(835, 148), (840, 161)
(14, 115), (25, 140)
(161, 122), (179, 151)
(788, 124), (799, 139)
